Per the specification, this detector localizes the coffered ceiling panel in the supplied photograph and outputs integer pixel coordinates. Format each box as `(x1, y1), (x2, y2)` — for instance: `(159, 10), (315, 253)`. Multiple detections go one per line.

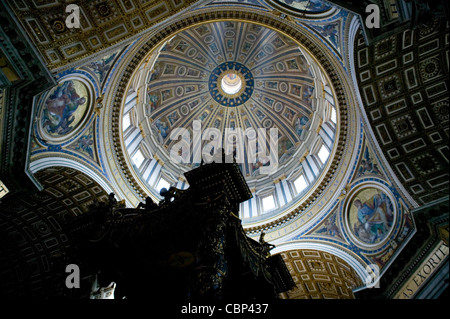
(278, 249), (363, 299)
(354, 18), (449, 205)
(0, 166), (109, 298)
(8, 0), (200, 70)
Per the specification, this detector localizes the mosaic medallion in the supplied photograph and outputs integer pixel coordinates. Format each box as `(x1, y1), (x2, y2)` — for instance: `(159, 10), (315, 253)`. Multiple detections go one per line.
(39, 78), (92, 141)
(274, 0), (331, 13)
(344, 184), (397, 248)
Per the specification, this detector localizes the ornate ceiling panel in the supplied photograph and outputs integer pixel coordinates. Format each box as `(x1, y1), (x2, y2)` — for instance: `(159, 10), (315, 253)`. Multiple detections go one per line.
(7, 0), (201, 71)
(99, 5), (369, 245)
(19, 2), (362, 237)
(278, 249), (363, 299)
(16, 0), (418, 250)
(0, 166), (109, 298)
(27, 45), (129, 187)
(204, 0), (348, 64)
(354, 18), (449, 205)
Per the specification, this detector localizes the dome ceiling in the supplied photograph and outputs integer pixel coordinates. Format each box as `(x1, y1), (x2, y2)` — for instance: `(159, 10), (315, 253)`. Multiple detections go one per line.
(146, 22), (318, 175)
(124, 20), (338, 222)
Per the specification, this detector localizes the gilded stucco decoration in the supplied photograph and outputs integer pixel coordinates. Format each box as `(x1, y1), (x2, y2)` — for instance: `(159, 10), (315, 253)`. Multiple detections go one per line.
(132, 20), (335, 215)
(278, 249), (364, 299)
(354, 18), (449, 205)
(8, 0), (202, 71)
(29, 47), (123, 180)
(102, 7), (359, 243)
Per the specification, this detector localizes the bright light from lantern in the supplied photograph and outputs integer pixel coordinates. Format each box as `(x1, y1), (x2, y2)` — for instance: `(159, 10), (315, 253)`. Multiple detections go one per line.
(221, 72), (242, 95)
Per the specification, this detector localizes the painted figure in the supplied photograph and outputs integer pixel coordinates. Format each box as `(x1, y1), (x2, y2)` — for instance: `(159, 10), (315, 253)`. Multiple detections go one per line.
(357, 147), (383, 177)
(152, 118), (169, 144)
(281, 0), (330, 12)
(89, 53), (117, 84)
(295, 115), (310, 137)
(316, 213), (342, 239)
(353, 192), (394, 244)
(302, 86), (315, 105)
(311, 22), (339, 48)
(43, 80), (87, 135)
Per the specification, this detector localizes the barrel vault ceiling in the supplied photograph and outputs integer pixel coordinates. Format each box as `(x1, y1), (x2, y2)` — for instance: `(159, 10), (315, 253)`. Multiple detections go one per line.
(354, 19), (449, 205)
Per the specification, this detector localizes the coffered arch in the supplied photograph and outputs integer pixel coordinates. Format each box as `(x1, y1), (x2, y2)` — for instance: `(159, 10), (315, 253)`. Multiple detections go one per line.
(275, 247), (364, 299)
(0, 166), (110, 298)
(29, 156), (115, 197)
(271, 241), (369, 283)
(352, 17), (449, 206)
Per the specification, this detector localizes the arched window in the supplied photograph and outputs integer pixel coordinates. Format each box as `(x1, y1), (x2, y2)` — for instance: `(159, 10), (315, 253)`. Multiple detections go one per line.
(293, 174), (308, 194)
(131, 149), (145, 168)
(330, 107), (337, 124)
(123, 112), (131, 131)
(261, 194), (276, 212)
(155, 177), (171, 192)
(317, 144), (330, 166)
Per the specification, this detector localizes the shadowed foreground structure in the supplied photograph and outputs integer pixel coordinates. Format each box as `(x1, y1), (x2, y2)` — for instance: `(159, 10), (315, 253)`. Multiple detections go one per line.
(63, 161), (295, 299)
